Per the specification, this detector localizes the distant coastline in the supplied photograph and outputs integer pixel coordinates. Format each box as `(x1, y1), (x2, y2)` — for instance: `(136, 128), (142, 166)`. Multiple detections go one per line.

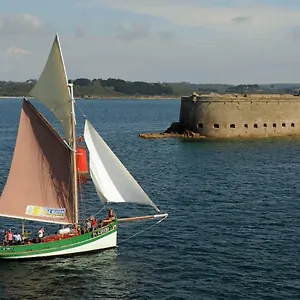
(1, 79), (300, 100)
(0, 95), (180, 100)
(82, 95), (180, 100)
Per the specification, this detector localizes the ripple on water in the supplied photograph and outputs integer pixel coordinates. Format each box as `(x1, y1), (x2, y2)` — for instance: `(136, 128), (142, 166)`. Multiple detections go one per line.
(0, 100), (300, 299)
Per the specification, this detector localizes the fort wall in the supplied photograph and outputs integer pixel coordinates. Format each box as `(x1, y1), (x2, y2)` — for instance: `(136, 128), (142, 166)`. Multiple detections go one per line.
(179, 94), (300, 138)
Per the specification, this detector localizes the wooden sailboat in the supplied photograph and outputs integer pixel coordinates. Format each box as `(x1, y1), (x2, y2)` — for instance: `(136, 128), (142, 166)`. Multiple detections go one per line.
(0, 34), (167, 260)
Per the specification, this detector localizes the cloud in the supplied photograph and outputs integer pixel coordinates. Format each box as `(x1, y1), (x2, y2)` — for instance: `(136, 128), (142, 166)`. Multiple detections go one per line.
(79, 0), (300, 36)
(291, 26), (300, 42)
(112, 21), (175, 42)
(6, 46), (33, 55)
(1, 1), (300, 84)
(115, 22), (151, 41)
(1, 29), (300, 84)
(0, 13), (51, 35)
(74, 26), (87, 38)
(232, 16), (251, 24)
(157, 30), (175, 41)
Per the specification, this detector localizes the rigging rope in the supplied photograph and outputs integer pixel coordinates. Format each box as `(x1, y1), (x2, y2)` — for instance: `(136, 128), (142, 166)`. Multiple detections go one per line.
(93, 203), (108, 217)
(77, 175), (87, 219)
(78, 203), (108, 223)
(117, 215), (168, 245)
(73, 86), (88, 119)
(74, 100), (87, 119)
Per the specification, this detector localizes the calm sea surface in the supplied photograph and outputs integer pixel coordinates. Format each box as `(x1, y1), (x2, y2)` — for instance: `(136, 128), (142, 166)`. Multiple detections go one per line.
(0, 98), (300, 299)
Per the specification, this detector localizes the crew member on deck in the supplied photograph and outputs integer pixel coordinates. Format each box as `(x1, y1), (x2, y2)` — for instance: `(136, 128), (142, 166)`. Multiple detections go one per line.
(85, 219), (91, 232)
(22, 231), (32, 243)
(104, 208), (115, 225)
(13, 232), (22, 245)
(91, 217), (97, 229)
(38, 227), (44, 242)
(3, 230), (8, 245)
(7, 229), (13, 245)
(107, 208), (115, 220)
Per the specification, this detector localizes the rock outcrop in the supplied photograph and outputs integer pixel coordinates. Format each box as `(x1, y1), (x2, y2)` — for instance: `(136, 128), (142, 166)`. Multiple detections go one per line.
(139, 122), (205, 139)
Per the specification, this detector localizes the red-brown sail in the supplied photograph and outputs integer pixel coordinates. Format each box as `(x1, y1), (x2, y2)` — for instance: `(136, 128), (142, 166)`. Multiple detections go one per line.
(0, 100), (74, 224)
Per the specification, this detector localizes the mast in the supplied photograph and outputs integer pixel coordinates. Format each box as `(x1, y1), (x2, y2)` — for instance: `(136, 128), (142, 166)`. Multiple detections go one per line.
(22, 221), (25, 236)
(69, 82), (79, 224)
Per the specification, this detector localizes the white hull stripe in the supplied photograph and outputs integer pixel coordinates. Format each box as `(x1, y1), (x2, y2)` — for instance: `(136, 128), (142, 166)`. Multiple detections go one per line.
(1, 231), (117, 259)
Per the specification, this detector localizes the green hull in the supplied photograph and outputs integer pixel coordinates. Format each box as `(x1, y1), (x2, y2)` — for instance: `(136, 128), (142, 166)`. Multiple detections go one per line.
(0, 221), (117, 260)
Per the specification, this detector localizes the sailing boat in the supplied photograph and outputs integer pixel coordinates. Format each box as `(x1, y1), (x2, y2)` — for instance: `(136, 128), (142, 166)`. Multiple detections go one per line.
(0, 34), (167, 260)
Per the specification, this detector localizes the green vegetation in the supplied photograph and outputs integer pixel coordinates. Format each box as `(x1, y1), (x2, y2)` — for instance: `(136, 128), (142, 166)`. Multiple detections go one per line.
(0, 79), (300, 98)
(170, 82), (232, 95)
(225, 84), (300, 94)
(0, 78), (174, 98)
(0, 80), (36, 97)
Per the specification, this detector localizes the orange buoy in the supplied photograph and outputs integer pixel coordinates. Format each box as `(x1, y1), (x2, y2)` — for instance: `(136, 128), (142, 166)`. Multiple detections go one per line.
(76, 147), (88, 174)
(76, 136), (88, 177)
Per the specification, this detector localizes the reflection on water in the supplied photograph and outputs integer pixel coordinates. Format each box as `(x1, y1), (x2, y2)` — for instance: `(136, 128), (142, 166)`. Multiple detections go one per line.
(0, 249), (141, 300)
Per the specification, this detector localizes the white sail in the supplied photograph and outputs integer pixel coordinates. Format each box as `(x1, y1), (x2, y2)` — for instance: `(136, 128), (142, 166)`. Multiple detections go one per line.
(29, 34), (72, 142)
(84, 120), (160, 212)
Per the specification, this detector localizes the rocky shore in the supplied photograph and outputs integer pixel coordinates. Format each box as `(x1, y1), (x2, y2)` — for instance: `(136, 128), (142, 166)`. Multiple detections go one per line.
(139, 122), (205, 139)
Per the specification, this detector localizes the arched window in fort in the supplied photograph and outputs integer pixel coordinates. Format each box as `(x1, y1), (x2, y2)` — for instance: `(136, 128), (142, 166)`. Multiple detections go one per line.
(263, 123), (267, 128)
(198, 123), (203, 128)
(291, 123), (295, 127)
(254, 124), (258, 128)
(230, 124), (235, 128)
(273, 123), (276, 128)
(244, 124), (248, 128)
(213, 124), (219, 128)
(282, 123), (286, 127)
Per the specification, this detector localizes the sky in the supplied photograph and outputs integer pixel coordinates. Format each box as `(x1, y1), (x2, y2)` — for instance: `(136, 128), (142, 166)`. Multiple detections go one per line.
(1, 0), (300, 84)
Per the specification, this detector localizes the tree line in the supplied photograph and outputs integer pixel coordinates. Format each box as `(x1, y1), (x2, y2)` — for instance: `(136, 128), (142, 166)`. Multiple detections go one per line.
(0, 78), (174, 97)
(73, 78), (173, 97)
(0, 79), (299, 97)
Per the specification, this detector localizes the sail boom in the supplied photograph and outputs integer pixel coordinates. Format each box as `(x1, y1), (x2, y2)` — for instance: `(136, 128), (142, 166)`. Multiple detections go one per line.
(118, 213), (168, 222)
(0, 213), (72, 225)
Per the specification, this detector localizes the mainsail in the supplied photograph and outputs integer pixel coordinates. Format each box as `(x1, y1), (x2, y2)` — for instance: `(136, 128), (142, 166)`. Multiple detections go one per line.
(84, 120), (160, 212)
(29, 34), (72, 143)
(0, 100), (74, 224)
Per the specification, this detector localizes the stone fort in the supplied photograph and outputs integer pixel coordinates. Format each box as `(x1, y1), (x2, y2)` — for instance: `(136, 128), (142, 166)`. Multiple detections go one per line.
(179, 94), (300, 138)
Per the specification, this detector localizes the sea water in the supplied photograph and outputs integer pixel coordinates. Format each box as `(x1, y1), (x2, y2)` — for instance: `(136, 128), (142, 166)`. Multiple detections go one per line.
(0, 98), (299, 299)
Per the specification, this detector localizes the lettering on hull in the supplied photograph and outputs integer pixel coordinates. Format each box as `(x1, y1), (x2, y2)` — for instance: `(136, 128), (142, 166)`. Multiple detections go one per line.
(92, 227), (109, 238)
